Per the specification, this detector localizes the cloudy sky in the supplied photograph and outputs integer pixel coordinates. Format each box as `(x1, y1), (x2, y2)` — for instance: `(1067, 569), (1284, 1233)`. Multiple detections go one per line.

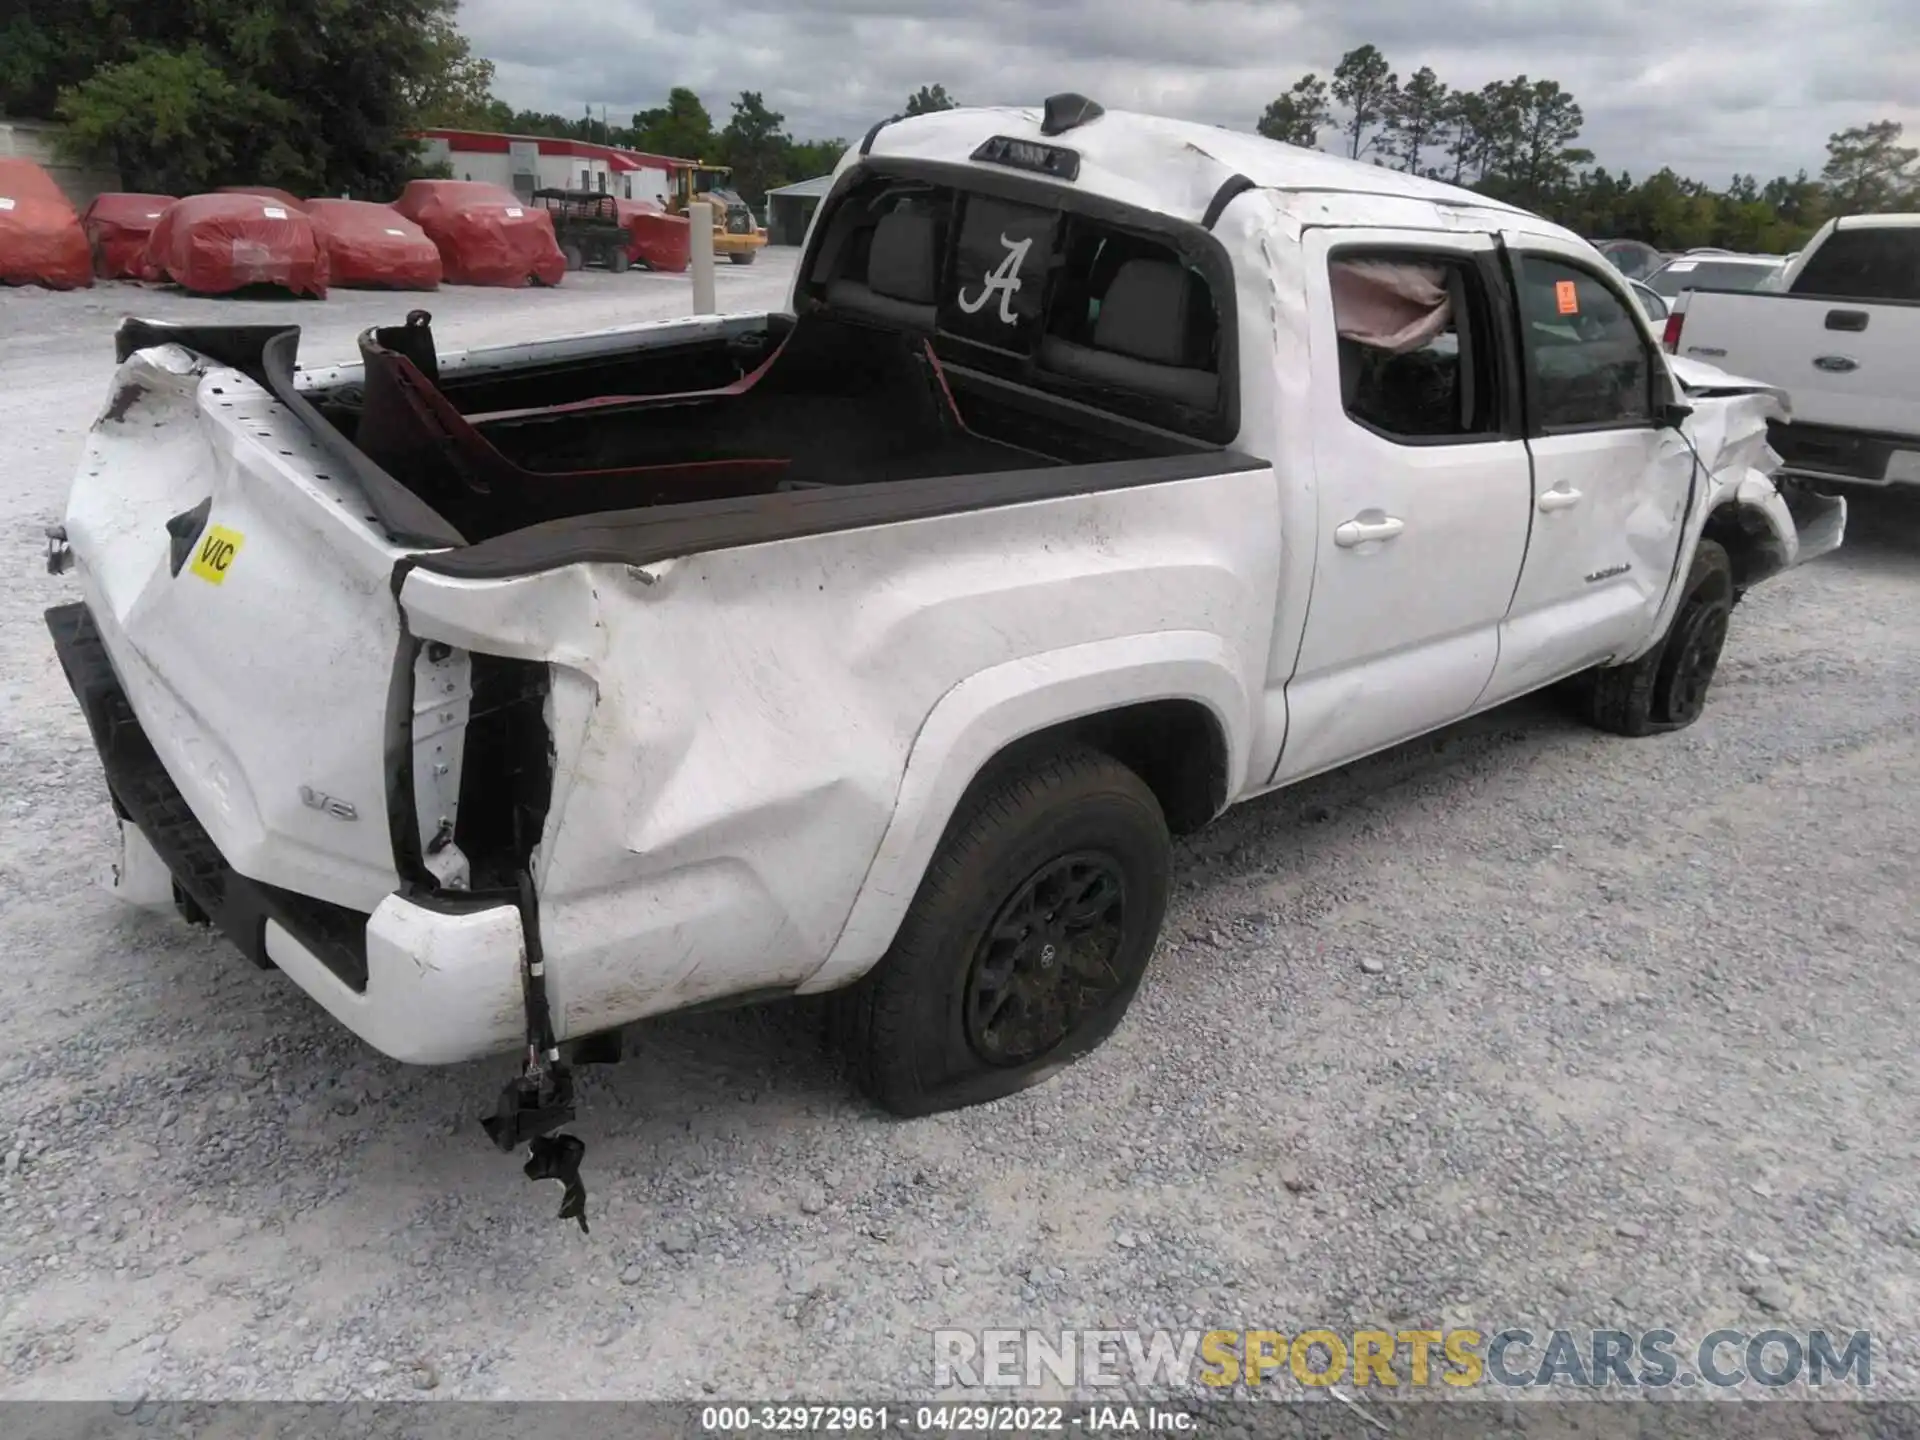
(459, 0), (1919, 185)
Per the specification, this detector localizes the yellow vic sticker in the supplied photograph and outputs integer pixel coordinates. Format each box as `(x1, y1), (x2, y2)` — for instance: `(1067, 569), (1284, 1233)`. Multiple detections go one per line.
(190, 525), (245, 585)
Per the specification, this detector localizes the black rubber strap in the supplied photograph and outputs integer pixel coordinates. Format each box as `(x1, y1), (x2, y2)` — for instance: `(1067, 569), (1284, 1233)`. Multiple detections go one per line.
(1202, 174), (1257, 230)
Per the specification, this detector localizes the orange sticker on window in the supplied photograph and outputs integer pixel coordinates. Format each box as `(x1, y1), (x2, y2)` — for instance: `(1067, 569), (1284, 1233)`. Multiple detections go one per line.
(1555, 279), (1580, 315)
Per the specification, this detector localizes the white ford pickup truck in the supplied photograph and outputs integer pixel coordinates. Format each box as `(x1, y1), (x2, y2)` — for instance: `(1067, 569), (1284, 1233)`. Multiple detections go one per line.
(46, 96), (1843, 1220)
(1663, 213), (1920, 488)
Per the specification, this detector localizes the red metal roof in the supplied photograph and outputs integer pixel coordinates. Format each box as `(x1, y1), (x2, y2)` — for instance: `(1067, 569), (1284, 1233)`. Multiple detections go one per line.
(418, 129), (696, 174)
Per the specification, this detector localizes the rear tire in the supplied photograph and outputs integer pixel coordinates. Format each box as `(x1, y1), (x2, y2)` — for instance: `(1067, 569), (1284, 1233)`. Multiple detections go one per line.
(1575, 539), (1735, 737)
(834, 746), (1171, 1117)
(729, 251), (756, 266)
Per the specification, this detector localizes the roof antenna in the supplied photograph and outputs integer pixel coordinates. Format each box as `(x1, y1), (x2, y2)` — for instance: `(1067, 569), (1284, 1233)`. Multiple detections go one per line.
(1041, 93), (1104, 137)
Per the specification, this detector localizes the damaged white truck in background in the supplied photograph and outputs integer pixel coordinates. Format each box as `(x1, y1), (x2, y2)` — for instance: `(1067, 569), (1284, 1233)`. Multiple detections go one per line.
(44, 95), (1845, 1227)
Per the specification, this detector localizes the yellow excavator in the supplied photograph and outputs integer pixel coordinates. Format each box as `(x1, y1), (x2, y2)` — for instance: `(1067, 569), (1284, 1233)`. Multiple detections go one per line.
(664, 163), (767, 265)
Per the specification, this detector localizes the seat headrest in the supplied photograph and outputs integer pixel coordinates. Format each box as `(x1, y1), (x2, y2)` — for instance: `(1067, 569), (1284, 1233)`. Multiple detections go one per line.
(1093, 260), (1196, 367)
(867, 211), (938, 305)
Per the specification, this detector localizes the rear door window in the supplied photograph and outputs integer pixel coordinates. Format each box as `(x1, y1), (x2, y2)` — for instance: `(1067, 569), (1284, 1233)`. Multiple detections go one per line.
(1329, 252), (1500, 442)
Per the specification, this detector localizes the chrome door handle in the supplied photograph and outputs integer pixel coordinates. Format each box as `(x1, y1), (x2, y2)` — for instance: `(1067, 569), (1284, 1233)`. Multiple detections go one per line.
(1538, 484), (1583, 513)
(1334, 514), (1406, 548)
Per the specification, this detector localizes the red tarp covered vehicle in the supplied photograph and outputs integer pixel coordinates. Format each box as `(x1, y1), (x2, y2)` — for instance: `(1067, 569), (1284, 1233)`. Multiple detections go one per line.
(393, 180), (566, 287)
(614, 198), (691, 273)
(81, 193), (176, 280)
(0, 158), (93, 290)
(305, 199), (441, 289)
(145, 193), (328, 297)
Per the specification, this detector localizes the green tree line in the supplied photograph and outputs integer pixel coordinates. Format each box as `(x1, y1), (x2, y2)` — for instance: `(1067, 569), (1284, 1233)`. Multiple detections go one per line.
(1258, 45), (1918, 252)
(1, 0), (496, 196)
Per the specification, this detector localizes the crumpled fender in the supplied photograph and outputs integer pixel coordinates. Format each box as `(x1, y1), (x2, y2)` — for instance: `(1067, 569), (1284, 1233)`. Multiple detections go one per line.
(1624, 480), (1782, 666)
(1621, 470), (1845, 666)
(1620, 369), (1847, 664)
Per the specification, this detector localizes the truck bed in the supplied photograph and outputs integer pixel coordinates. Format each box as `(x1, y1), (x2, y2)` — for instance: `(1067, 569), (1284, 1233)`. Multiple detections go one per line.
(301, 309), (1214, 547)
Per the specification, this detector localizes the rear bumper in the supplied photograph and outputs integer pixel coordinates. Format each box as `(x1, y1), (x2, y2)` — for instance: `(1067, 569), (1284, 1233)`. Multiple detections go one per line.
(1769, 419), (1920, 488)
(47, 601), (525, 1064)
(1778, 477), (1847, 566)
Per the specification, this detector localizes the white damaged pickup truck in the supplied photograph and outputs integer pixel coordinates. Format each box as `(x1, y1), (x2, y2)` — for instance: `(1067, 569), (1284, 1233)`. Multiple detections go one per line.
(46, 95), (1844, 1224)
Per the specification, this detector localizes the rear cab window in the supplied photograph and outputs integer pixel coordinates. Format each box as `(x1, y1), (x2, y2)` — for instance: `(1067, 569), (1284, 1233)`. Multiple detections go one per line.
(1788, 227), (1920, 302)
(799, 169), (1234, 444)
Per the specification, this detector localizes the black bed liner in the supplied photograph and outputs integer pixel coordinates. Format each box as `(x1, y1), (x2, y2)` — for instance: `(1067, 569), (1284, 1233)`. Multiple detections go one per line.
(112, 311), (1269, 585)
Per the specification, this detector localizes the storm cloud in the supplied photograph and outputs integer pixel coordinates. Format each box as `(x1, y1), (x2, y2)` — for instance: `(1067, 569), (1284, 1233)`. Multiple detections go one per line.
(460, 0), (1920, 184)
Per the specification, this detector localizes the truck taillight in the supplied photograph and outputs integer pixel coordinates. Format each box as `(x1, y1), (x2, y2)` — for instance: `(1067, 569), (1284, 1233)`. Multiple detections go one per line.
(1662, 311), (1684, 352)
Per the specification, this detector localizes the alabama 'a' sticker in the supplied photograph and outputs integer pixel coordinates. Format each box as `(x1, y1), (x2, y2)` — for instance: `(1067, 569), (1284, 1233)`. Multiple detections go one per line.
(190, 525), (245, 584)
(1555, 279), (1580, 315)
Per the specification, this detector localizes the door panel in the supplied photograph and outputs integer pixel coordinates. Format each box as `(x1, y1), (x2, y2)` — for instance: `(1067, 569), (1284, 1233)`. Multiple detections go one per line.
(1480, 236), (1694, 709)
(1274, 228), (1533, 785)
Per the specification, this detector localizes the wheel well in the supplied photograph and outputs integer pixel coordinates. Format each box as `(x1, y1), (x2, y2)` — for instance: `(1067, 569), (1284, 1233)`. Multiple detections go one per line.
(974, 699), (1229, 836)
(1701, 501), (1789, 591)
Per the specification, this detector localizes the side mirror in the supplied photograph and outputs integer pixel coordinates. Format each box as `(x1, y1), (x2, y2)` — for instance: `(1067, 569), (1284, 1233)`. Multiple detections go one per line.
(1652, 368), (1693, 429)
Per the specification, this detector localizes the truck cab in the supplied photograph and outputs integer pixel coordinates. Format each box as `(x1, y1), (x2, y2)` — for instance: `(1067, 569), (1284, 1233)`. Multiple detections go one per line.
(45, 95), (1844, 1222)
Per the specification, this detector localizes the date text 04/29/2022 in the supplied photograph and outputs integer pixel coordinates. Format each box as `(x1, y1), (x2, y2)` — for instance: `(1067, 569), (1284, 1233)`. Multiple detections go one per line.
(698, 1405), (1197, 1434)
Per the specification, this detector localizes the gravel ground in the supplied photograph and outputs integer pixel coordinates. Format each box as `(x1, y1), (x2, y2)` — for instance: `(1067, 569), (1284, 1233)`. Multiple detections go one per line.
(2, 255), (1918, 1406)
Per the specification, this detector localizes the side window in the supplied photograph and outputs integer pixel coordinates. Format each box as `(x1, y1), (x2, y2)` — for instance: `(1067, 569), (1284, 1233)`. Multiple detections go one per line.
(1516, 257), (1653, 430)
(1330, 252), (1496, 442)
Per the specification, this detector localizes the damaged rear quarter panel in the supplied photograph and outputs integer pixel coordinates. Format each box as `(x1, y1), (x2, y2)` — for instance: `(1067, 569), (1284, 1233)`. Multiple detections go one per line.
(65, 347), (407, 910)
(397, 469), (1280, 1037)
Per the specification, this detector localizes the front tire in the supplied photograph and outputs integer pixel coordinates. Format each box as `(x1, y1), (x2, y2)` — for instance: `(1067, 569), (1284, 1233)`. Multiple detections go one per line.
(608, 248), (630, 273)
(836, 747), (1171, 1117)
(561, 244), (584, 272)
(1575, 538), (1735, 737)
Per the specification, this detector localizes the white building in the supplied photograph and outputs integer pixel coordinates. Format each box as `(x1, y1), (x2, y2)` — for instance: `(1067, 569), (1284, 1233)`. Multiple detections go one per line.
(417, 129), (687, 205)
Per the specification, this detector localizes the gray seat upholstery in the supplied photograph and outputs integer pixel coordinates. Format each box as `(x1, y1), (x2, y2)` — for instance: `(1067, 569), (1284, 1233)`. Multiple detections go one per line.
(1040, 259), (1218, 410)
(827, 211), (939, 330)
